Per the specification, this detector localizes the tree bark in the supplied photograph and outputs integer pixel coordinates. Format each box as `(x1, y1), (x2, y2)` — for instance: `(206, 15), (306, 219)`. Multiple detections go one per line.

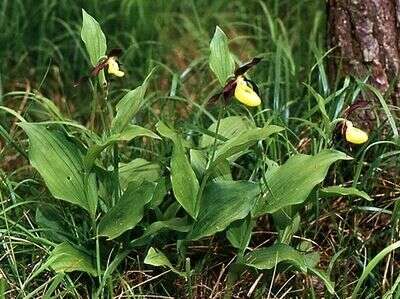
(328, 0), (400, 106)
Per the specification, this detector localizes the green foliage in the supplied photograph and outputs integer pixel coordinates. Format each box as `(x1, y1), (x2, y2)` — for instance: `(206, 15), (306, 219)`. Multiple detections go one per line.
(47, 242), (97, 276)
(98, 181), (156, 239)
(81, 9), (107, 66)
(209, 26), (235, 86)
(188, 181), (259, 240)
(254, 149), (351, 217)
(157, 121), (200, 219)
(19, 123), (98, 218)
(321, 186), (373, 201)
(144, 247), (186, 277)
(111, 70), (155, 134)
(211, 124), (283, 168)
(1, 1), (397, 298)
(245, 244), (335, 294)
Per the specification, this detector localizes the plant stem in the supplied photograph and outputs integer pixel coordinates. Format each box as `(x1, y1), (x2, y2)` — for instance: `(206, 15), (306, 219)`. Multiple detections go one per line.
(195, 106), (225, 216)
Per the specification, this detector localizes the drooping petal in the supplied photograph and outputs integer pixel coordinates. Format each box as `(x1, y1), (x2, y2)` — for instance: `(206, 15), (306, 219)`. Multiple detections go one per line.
(234, 57), (262, 77)
(345, 121), (368, 144)
(234, 76), (261, 107)
(107, 57), (125, 77)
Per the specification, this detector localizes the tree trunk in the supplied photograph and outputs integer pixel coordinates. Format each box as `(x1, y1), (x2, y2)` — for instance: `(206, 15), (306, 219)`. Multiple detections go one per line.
(328, 0), (400, 106)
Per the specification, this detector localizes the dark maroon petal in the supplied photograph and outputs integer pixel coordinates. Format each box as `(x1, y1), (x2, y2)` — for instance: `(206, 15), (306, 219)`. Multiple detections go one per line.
(107, 48), (123, 58)
(208, 92), (223, 105)
(234, 57), (262, 76)
(90, 58), (109, 77)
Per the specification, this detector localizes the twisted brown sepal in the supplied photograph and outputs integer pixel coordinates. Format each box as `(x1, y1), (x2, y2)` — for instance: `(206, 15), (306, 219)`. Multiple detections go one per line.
(343, 99), (369, 118)
(208, 78), (237, 106)
(207, 56), (262, 106)
(234, 57), (262, 77)
(73, 48), (123, 87)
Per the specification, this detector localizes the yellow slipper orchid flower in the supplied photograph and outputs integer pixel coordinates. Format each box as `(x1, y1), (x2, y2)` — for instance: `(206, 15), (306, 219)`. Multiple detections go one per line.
(208, 57), (263, 107)
(74, 48), (125, 87)
(234, 76), (261, 107)
(344, 121), (368, 144)
(107, 56), (125, 77)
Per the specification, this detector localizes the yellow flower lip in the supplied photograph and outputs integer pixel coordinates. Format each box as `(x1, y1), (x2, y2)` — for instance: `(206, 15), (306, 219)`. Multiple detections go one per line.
(345, 121), (368, 144)
(234, 76), (261, 107)
(107, 57), (125, 77)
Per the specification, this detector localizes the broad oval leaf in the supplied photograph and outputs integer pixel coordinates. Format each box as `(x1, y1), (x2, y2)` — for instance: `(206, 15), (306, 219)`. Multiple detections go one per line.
(130, 217), (190, 247)
(321, 186), (373, 201)
(209, 26), (235, 86)
(144, 247), (186, 277)
(111, 69), (154, 134)
(81, 9), (106, 67)
(226, 215), (254, 252)
(253, 149), (350, 217)
(246, 244), (335, 294)
(47, 242), (97, 276)
(36, 206), (74, 244)
(85, 124), (159, 170)
(190, 149), (232, 181)
(98, 181), (156, 239)
(188, 180), (260, 241)
(19, 123), (98, 217)
(211, 125), (283, 168)
(200, 116), (253, 148)
(157, 121), (199, 219)
(245, 243), (308, 272)
(119, 158), (161, 190)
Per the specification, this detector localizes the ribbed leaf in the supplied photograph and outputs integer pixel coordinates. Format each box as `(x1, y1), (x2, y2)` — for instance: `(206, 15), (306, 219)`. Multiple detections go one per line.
(321, 186), (373, 201)
(200, 116), (253, 148)
(111, 69), (154, 134)
(98, 181), (156, 239)
(254, 149), (350, 217)
(188, 181), (259, 240)
(47, 242), (97, 276)
(209, 26), (235, 85)
(144, 247), (186, 277)
(245, 243), (308, 272)
(119, 158), (161, 190)
(81, 9), (106, 66)
(211, 125), (283, 168)
(19, 123), (97, 217)
(85, 124), (159, 170)
(157, 121), (199, 219)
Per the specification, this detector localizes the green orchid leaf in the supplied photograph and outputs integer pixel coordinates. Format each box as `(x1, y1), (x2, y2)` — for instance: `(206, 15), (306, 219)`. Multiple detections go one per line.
(130, 217), (190, 247)
(200, 116), (254, 148)
(85, 124), (159, 170)
(226, 215), (254, 253)
(81, 9), (107, 67)
(209, 26), (235, 86)
(98, 181), (156, 240)
(321, 186), (373, 201)
(245, 243), (335, 294)
(19, 123), (98, 218)
(211, 125), (283, 168)
(144, 247), (186, 277)
(245, 243), (308, 272)
(119, 158), (161, 190)
(254, 149), (351, 217)
(111, 69), (155, 134)
(156, 121), (199, 219)
(188, 180), (259, 241)
(47, 242), (97, 276)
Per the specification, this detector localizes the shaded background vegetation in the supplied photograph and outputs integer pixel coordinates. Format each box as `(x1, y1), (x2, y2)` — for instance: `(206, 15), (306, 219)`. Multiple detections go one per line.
(1, 0), (399, 298)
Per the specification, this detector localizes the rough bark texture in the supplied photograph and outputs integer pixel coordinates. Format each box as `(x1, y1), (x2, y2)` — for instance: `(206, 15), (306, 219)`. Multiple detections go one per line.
(328, 0), (400, 106)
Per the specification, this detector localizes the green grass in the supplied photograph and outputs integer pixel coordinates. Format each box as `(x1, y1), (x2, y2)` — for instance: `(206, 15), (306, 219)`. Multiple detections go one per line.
(1, 0), (400, 298)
